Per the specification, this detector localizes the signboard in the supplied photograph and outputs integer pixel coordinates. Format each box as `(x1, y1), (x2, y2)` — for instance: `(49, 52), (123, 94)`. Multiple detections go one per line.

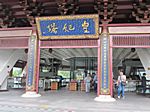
(36, 14), (99, 39)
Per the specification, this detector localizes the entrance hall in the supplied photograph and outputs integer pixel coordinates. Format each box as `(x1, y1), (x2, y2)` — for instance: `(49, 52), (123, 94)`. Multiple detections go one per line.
(39, 41), (98, 94)
(111, 34), (150, 97)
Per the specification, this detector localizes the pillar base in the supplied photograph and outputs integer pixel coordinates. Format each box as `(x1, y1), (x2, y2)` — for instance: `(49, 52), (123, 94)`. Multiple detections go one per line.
(94, 95), (116, 102)
(21, 91), (41, 98)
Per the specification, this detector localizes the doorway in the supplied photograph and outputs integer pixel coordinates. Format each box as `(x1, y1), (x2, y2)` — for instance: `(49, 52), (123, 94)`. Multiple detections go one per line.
(39, 39), (98, 94)
(111, 35), (150, 97)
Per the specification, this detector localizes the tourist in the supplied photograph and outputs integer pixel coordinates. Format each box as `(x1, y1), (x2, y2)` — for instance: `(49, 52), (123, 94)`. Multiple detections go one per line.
(141, 73), (146, 95)
(84, 73), (92, 93)
(117, 71), (126, 99)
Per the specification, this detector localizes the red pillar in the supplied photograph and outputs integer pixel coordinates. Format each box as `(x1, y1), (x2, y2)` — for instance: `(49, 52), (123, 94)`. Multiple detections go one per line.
(95, 25), (115, 102)
(36, 39), (41, 93)
(109, 36), (113, 97)
(22, 31), (41, 97)
(97, 38), (101, 96)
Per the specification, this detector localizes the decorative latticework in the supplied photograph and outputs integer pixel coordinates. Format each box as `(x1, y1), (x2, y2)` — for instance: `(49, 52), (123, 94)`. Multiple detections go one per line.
(19, 0), (44, 25)
(57, 0), (79, 15)
(0, 38), (28, 48)
(132, 0), (150, 23)
(40, 39), (98, 48)
(0, 4), (16, 28)
(112, 35), (150, 46)
(94, 0), (117, 24)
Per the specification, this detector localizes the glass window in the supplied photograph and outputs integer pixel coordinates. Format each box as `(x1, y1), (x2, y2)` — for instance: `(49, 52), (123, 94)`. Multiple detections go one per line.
(12, 67), (23, 77)
(58, 70), (70, 79)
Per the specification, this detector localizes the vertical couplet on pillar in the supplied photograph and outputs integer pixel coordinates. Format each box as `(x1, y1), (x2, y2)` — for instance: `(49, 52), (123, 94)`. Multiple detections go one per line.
(98, 25), (112, 95)
(26, 32), (38, 92)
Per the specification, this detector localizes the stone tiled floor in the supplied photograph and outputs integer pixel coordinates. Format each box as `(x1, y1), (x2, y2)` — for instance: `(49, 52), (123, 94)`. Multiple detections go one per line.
(0, 89), (149, 112)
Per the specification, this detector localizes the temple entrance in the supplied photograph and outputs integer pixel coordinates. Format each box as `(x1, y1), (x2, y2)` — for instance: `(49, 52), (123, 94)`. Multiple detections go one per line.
(111, 35), (150, 97)
(38, 39), (98, 94)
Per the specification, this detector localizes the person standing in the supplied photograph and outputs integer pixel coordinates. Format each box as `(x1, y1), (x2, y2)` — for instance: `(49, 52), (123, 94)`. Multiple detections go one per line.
(84, 73), (92, 93)
(117, 71), (126, 99)
(141, 73), (146, 95)
(93, 73), (97, 93)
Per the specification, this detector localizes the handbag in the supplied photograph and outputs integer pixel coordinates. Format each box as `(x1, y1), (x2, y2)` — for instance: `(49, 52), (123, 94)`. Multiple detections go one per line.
(120, 76), (126, 86)
(121, 81), (126, 86)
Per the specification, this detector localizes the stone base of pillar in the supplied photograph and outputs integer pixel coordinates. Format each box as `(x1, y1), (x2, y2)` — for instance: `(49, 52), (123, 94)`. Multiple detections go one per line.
(94, 95), (116, 102)
(21, 92), (41, 98)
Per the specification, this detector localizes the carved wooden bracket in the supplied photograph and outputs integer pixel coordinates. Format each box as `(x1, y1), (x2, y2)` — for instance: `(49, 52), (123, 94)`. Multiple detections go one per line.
(19, 0), (44, 26)
(0, 4), (16, 28)
(57, 0), (79, 15)
(94, 0), (117, 24)
(132, 0), (150, 23)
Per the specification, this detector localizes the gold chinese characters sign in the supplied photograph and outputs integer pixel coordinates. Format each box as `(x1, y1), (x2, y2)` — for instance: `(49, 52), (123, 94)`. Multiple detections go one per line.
(36, 14), (99, 40)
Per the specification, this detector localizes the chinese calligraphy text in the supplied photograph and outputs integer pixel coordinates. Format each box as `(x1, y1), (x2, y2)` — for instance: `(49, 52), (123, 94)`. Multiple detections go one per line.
(36, 14), (99, 39)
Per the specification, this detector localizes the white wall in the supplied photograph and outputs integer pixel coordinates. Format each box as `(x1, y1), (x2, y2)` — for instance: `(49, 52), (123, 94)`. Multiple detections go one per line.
(0, 49), (27, 90)
(0, 49), (15, 71)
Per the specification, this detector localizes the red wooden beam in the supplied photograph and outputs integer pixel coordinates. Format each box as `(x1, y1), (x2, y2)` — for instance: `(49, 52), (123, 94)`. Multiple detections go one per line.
(100, 23), (150, 27)
(0, 27), (34, 31)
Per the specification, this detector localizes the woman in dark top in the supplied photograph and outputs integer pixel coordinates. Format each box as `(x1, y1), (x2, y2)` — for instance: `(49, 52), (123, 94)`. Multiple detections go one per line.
(142, 73), (146, 95)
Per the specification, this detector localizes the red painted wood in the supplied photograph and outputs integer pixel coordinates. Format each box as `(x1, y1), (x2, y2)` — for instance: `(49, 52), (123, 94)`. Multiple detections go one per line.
(112, 35), (150, 46)
(0, 38), (28, 49)
(112, 46), (150, 48)
(0, 27), (34, 49)
(36, 40), (41, 93)
(97, 39), (100, 96)
(100, 23), (150, 27)
(40, 39), (98, 48)
(0, 27), (34, 31)
(109, 36), (113, 97)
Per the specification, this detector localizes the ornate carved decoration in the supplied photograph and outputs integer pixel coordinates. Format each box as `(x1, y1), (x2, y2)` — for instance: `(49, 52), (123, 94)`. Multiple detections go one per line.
(94, 0), (117, 24)
(132, 0), (150, 23)
(57, 0), (79, 15)
(0, 3), (16, 28)
(19, 0), (44, 26)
